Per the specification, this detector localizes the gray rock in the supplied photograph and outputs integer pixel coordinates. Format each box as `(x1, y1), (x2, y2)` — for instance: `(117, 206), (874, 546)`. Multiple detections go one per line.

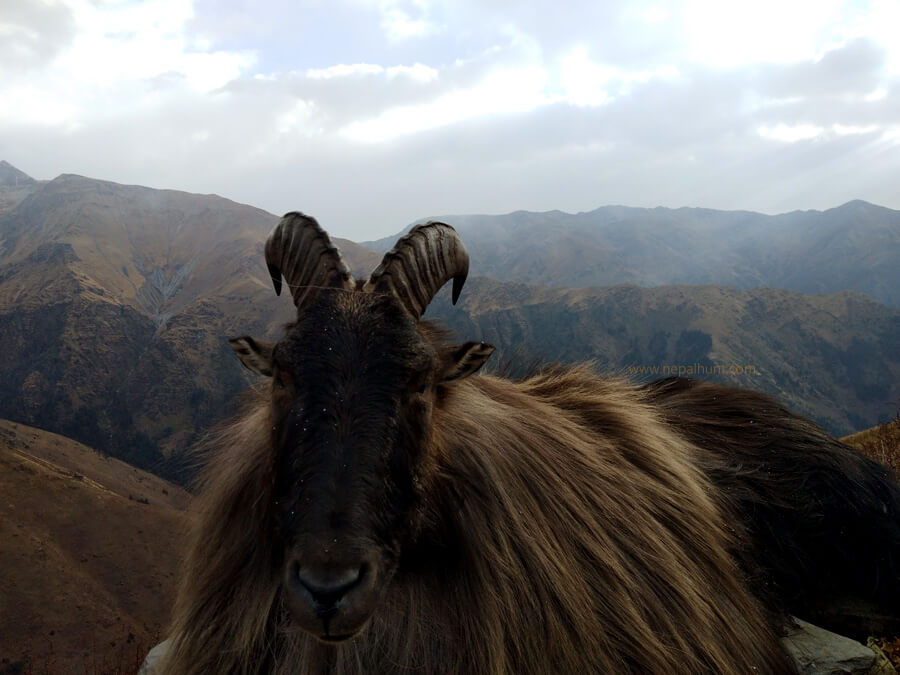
(782, 618), (895, 674)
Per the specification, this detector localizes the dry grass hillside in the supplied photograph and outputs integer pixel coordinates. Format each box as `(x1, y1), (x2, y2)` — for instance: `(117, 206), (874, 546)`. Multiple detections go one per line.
(843, 419), (900, 670)
(428, 278), (900, 435)
(843, 418), (900, 475)
(0, 420), (189, 674)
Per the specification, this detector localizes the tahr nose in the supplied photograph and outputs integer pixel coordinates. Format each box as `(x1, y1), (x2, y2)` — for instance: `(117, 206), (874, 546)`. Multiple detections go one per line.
(293, 563), (364, 611)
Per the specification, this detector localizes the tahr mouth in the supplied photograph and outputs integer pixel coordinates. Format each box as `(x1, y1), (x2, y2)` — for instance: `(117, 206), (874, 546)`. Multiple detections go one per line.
(316, 630), (361, 644)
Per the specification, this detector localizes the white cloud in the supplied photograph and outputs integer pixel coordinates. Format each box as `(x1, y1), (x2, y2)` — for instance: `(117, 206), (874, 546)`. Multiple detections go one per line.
(0, 0), (254, 127)
(341, 65), (551, 142)
(641, 5), (670, 23)
(383, 8), (427, 38)
(832, 123), (879, 135)
(3, 0), (900, 240)
(306, 62), (438, 82)
(387, 63), (440, 81)
(62, 0), (252, 90)
(560, 47), (617, 107)
(758, 123), (825, 142)
(307, 63), (385, 80)
(683, 0), (848, 67)
(559, 47), (680, 106)
(378, 0), (431, 40)
(844, 0), (900, 75)
(2, 83), (81, 126)
(276, 100), (319, 136)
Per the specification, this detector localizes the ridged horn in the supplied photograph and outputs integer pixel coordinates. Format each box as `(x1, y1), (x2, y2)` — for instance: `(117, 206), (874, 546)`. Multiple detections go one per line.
(364, 222), (469, 319)
(264, 212), (354, 310)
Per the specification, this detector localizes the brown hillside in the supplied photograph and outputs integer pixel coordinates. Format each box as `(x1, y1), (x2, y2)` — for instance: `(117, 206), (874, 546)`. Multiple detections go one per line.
(842, 419), (900, 475)
(428, 279), (900, 435)
(0, 172), (380, 472)
(0, 420), (190, 674)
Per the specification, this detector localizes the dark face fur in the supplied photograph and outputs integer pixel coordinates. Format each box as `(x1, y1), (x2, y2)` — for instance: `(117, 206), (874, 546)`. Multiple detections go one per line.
(231, 289), (494, 642)
(266, 291), (439, 641)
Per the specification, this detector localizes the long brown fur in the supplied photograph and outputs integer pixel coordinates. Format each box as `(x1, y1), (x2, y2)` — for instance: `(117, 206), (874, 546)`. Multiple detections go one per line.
(642, 376), (900, 635)
(162, 362), (796, 674)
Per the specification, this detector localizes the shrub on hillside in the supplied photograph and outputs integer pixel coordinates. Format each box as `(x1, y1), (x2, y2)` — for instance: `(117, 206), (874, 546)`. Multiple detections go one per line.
(850, 417), (900, 475)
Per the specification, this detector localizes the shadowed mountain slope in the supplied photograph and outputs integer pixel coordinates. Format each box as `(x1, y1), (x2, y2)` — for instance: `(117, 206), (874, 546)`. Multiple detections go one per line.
(426, 278), (900, 435)
(0, 170), (377, 476)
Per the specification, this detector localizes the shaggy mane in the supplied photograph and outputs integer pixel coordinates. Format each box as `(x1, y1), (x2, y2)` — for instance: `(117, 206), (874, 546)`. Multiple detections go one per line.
(161, 360), (797, 674)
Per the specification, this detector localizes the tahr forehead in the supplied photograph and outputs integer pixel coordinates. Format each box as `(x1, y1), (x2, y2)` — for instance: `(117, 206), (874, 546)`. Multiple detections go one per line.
(273, 291), (432, 370)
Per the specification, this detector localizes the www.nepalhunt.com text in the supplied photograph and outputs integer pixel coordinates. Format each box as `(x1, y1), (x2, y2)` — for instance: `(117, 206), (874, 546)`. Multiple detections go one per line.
(626, 363), (758, 376)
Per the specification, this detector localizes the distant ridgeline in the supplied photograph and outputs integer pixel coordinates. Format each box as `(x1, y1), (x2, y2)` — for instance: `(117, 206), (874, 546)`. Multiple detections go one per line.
(366, 201), (900, 308)
(1, 163), (899, 480)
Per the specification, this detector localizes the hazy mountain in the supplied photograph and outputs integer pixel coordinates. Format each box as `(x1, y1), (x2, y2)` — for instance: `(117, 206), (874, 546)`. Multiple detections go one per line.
(0, 168), (376, 476)
(0, 160), (43, 217)
(366, 202), (900, 307)
(0, 160), (36, 187)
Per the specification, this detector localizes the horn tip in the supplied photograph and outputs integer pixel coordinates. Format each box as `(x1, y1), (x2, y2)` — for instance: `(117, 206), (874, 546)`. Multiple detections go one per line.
(451, 274), (466, 304)
(267, 263), (283, 296)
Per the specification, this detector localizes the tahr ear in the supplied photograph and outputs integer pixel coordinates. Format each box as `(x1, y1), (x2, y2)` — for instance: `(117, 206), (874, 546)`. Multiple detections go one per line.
(228, 336), (275, 377)
(439, 342), (495, 383)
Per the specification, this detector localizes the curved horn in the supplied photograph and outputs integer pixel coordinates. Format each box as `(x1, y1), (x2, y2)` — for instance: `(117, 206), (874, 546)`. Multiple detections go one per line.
(264, 212), (354, 310)
(364, 222), (469, 319)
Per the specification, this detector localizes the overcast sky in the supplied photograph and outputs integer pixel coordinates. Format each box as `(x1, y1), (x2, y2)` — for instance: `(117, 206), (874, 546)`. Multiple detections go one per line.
(2, 0), (899, 240)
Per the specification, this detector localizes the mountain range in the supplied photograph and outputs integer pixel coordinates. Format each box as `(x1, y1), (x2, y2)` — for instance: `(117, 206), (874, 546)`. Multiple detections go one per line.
(367, 201), (900, 307)
(1, 162), (898, 478)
